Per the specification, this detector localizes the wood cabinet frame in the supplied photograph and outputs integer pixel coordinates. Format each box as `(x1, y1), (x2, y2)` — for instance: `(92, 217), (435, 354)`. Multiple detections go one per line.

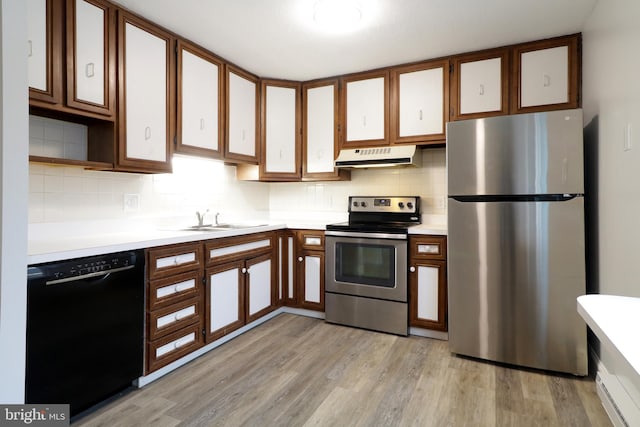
(409, 235), (448, 331)
(116, 10), (175, 173)
(511, 33), (581, 114)
(224, 64), (260, 164)
(301, 78), (350, 181)
(340, 69), (390, 148)
(205, 260), (246, 342)
(29, 0), (64, 106)
(390, 59), (450, 145)
(65, 0), (116, 117)
(450, 48), (510, 121)
(259, 79), (302, 181)
(176, 39), (225, 159)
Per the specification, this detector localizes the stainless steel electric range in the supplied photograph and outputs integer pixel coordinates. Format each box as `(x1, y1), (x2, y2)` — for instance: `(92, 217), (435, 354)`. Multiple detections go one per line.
(324, 196), (421, 336)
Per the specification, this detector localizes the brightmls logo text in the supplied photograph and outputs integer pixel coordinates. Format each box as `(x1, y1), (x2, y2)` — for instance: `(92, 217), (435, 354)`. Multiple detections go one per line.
(1, 405), (69, 426)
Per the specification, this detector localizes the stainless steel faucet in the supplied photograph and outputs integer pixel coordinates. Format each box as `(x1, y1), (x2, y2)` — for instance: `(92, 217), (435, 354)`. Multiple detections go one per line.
(195, 209), (209, 226)
(214, 212), (220, 225)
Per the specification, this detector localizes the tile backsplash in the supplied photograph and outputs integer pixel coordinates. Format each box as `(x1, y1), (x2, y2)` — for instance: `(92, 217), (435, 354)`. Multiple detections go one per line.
(29, 115), (88, 161)
(29, 148), (447, 224)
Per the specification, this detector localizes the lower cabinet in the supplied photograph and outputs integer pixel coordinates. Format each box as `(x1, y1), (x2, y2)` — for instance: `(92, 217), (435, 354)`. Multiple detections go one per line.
(409, 235), (448, 331)
(296, 230), (325, 311)
(204, 232), (278, 343)
(145, 242), (205, 374)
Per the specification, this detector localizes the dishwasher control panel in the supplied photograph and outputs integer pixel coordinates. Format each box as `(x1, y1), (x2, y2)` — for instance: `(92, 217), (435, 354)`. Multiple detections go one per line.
(28, 251), (138, 284)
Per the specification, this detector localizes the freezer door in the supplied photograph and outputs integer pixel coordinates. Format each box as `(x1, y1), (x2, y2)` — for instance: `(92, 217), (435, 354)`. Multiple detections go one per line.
(447, 109), (584, 196)
(447, 197), (587, 375)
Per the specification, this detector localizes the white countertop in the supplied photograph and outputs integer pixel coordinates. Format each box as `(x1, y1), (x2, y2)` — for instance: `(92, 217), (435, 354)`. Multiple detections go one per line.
(28, 219), (448, 265)
(577, 294), (640, 378)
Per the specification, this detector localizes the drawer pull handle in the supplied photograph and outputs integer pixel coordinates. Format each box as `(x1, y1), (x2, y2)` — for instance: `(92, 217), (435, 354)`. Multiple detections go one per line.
(173, 337), (192, 349)
(417, 244), (439, 254)
(175, 312), (190, 321)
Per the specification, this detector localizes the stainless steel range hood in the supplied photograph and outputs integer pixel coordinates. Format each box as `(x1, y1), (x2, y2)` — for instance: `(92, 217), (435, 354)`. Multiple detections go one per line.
(334, 145), (421, 168)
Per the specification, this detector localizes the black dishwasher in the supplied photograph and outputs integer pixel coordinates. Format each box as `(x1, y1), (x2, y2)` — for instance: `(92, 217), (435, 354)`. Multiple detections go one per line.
(26, 250), (145, 417)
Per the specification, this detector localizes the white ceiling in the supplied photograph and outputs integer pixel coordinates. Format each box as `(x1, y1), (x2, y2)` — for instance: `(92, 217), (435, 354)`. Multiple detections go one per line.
(110, 0), (598, 81)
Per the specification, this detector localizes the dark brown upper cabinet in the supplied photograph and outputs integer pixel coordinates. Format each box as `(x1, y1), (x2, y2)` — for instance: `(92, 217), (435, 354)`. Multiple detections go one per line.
(450, 48), (510, 121)
(176, 40), (225, 159)
(340, 70), (390, 148)
(224, 65), (260, 164)
(259, 79), (302, 181)
(302, 79), (350, 181)
(390, 59), (449, 145)
(28, 0), (116, 119)
(511, 34), (581, 114)
(116, 10), (175, 173)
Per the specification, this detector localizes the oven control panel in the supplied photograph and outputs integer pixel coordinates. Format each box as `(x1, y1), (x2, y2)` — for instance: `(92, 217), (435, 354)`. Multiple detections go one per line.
(348, 196), (420, 214)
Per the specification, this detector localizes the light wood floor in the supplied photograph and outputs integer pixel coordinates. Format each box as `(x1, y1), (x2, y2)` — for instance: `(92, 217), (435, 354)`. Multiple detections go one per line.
(76, 314), (611, 426)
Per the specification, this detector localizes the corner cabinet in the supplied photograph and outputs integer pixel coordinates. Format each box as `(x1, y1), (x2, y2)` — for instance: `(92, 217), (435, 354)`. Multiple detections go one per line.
(390, 60), (449, 145)
(204, 233), (278, 342)
(259, 80), (301, 181)
(302, 79), (350, 181)
(340, 70), (390, 148)
(409, 235), (447, 331)
(225, 65), (259, 164)
(176, 40), (224, 159)
(117, 11), (174, 173)
(450, 48), (510, 121)
(511, 34), (580, 114)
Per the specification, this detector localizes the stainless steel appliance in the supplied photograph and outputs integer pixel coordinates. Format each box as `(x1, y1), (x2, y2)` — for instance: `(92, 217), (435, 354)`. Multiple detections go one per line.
(447, 108), (587, 375)
(26, 250), (145, 417)
(325, 196), (421, 336)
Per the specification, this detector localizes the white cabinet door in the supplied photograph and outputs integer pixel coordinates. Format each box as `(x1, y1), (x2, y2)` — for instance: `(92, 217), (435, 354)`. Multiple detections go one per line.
(303, 254), (321, 305)
(247, 257), (272, 319)
(345, 76), (386, 142)
(264, 85), (297, 174)
(460, 58), (502, 115)
(398, 67), (444, 137)
(227, 70), (257, 160)
(520, 46), (569, 108)
(209, 267), (241, 333)
(123, 22), (167, 163)
(74, 0), (105, 105)
(27, 0), (48, 92)
(180, 47), (220, 154)
(305, 84), (336, 174)
(416, 265), (440, 322)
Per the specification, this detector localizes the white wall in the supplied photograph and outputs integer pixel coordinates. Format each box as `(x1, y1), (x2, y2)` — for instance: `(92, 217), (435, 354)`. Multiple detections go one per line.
(582, 0), (640, 423)
(0, 0), (28, 404)
(582, 0), (640, 298)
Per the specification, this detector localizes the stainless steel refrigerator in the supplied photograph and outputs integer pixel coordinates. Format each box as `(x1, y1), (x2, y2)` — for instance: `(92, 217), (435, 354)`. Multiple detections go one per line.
(446, 108), (587, 376)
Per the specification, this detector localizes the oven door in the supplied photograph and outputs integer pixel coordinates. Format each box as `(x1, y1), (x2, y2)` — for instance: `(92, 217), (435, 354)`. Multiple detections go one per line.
(325, 232), (407, 302)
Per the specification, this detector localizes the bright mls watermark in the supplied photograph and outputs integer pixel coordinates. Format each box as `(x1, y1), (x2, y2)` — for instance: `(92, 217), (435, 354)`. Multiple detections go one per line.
(1, 405), (69, 426)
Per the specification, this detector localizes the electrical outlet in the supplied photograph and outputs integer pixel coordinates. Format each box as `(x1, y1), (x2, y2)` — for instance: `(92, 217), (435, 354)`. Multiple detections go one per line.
(124, 193), (140, 212)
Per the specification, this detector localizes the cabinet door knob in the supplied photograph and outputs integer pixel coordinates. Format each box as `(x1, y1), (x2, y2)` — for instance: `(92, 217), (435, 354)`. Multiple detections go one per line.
(409, 266), (416, 273)
(241, 267), (247, 274)
(297, 257), (303, 262)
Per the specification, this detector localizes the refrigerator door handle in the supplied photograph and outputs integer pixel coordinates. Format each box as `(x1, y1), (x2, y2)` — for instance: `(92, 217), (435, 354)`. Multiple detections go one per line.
(449, 194), (582, 203)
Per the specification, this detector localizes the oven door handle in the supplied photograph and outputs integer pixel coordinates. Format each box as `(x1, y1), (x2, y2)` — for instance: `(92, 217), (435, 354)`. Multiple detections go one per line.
(324, 230), (407, 240)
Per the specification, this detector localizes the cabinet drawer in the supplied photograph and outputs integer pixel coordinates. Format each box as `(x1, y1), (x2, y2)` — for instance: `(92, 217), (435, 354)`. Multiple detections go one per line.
(298, 230), (324, 250)
(147, 322), (203, 373)
(148, 270), (202, 310)
(205, 232), (274, 266)
(148, 296), (202, 340)
(147, 243), (203, 279)
(410, 236), (447, 260)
